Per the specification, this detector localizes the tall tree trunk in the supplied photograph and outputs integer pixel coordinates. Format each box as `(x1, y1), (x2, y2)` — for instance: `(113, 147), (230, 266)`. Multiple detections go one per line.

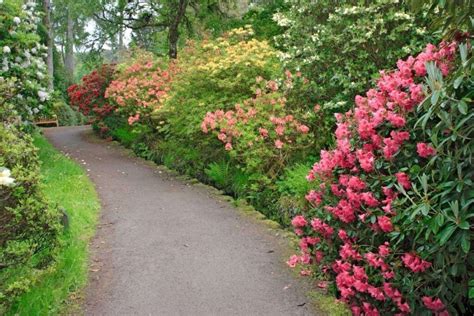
(168, 0), (188, 59)
(118, 25), (124, 50)
(43, 0), (54, 90)
(118, 0), (126, 51)
(65, 7), (75, 84)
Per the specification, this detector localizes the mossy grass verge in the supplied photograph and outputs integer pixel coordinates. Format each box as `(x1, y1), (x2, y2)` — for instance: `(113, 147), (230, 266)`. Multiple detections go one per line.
(7, 133), (100, 315)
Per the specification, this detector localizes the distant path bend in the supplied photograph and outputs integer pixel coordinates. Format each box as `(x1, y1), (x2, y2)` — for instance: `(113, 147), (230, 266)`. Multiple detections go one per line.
(44, 126), (316, 316)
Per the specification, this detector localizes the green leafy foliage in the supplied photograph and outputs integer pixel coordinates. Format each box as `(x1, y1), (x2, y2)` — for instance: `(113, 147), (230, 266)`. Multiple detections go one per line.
(0, 126), (61, 313)
(275, 0), (436, 114)
(289, 41), (473, 314)
(8, 134), (100, 315)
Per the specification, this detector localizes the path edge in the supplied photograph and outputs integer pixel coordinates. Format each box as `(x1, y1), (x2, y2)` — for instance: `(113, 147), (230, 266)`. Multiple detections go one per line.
(82, 128), (350, 316)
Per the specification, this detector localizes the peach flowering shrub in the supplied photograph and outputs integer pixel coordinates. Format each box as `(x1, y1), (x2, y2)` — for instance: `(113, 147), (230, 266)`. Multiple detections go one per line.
(201, 72), (315, 190)
(159, 26), (281, 144)
(141, 27), (282, 178)
(105, 53), (178, 125)
(288, 41), (473, 315)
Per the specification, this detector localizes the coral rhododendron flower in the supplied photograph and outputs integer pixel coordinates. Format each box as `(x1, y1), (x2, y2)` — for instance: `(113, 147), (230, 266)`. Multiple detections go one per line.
(274, 139), (284, 149)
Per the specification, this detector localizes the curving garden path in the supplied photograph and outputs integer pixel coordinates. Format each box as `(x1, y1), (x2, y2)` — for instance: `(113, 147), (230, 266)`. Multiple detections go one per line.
(44, 126), (316, 316)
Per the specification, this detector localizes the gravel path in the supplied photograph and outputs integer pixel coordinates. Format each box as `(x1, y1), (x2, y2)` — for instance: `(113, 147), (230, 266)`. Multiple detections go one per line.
(44, 126), (316, 316)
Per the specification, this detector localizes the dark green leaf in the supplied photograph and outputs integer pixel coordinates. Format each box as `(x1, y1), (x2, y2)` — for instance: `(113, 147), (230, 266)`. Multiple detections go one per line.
(438, 224), (456, 245)
(458, 100), (468, 115)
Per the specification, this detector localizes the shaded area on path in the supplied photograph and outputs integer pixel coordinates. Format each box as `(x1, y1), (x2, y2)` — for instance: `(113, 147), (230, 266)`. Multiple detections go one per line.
(44, 126), (316, 316)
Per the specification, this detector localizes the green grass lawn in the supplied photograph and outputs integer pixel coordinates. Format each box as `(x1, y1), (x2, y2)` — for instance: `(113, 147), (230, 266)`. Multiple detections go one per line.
(8, 133), (100, 315)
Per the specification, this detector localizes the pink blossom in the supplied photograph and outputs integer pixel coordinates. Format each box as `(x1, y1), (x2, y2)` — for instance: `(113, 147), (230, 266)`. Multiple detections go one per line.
(382, 271), (395, 279)
(378, 242), (391, 257)
(395, 172), (411, 190)
(128, 113), (140, 125)
(356, 149), (375, 172)
(325, 199), (356, 223)
(305, 190), (323, 205)
(361, 192), (379, 207)
(298, 124), (310, 134)
(358, 119), (376, 140)
(377, 216), (393, 232)
(274, 139), (284, 149)
(386, 112), (406, 127)
(225, 143), (232, 151)
(339, 243), (362, 260)
(286, 255), (299, 268)
(391, 131), (410, 146)
(362, 302), (380, 316)
(422, 296), (446, 312)
(353, 265), (368, 281)
(315, 250), (324, 263)
(383, 137), (401, 160)
(353, 280), (369, 292)
(401, 253), (432, 272)
(351, 305), (362, 316)
(367, 285), (385, 301)
(338, 229), (350, 243)
(417, 142), (436, 158)
(335, 122), (351, 139)
(347, 176), (367, 191)
(291, 215), (308, 228)
(258, 127), (268, 138)
(311, 218), (334, 238)
(275, 125), (285, 135)
(365, 252), (385, 269)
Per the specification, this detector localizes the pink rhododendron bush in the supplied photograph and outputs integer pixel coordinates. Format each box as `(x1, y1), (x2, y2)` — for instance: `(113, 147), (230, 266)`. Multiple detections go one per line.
(288, 40), (473, 315)
(201, 72), (317, 190)
(105, 53), (178, 126)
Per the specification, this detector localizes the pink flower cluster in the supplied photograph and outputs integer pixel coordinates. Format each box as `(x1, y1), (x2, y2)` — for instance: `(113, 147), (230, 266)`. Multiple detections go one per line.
(422, 296), (449, 315)
(401, 253), (432, 273)
(201, 77), (310, 151)
(105, 60), (177, 124)
(288, 42), (456, 314)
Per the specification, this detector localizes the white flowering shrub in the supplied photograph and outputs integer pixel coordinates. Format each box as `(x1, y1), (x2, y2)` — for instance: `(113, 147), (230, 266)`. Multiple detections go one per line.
(274, 0), (436, 113)
(0, 0), (52, 124)
(0, 167), (15, 186)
